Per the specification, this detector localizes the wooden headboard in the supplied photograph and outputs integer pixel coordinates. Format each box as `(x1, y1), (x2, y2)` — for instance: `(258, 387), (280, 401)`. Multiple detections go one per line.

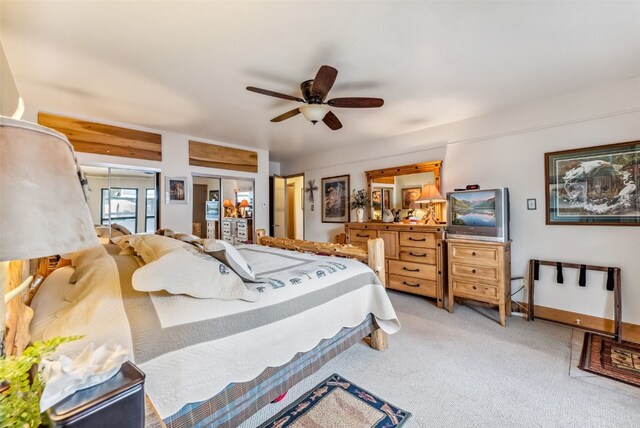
(2, 258), (49, 356)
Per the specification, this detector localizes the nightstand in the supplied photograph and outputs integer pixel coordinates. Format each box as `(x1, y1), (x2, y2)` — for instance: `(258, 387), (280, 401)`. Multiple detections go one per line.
(45, 361), (145, 428)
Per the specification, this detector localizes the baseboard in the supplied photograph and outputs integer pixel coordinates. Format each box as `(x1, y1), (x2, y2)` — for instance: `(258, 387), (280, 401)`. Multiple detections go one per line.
(512, 301), (640, 344)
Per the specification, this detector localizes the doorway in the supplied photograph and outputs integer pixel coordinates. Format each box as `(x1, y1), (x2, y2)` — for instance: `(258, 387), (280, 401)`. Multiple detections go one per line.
(271, 173), (304, 240)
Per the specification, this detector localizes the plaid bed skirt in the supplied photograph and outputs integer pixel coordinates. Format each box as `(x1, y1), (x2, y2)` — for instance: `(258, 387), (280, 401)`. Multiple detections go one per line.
(161, 315), (377, 428)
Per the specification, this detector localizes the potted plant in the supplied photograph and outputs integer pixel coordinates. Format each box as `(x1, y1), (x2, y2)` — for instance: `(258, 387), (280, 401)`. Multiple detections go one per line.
(0, 336), (78, 427)
(349, 189), (371, 223)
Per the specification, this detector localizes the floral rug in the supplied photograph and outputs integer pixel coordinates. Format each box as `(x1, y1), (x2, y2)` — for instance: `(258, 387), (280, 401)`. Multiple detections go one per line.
(259, 374), (411, 427)
(579, 332), (640, 388)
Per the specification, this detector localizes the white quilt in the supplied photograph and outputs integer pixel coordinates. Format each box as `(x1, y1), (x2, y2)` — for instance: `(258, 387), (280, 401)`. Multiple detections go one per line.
(33, 244), (400, 419)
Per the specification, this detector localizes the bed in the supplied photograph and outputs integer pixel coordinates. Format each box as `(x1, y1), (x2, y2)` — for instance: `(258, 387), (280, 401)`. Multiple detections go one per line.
(22, 234), (399, 427)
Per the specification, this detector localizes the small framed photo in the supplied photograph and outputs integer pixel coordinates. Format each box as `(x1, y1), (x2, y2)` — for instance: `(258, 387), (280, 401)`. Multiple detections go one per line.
(208, 190), (219, 201)
(545, 140), (640, 225)
(321, 174), (350, 223)
(401, 187), (421, 209)
(165, 176), (188, 204)
(527, 198), (537, 210)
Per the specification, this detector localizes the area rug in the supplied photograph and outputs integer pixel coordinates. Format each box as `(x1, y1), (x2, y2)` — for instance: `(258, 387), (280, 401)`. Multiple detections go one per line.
(579, 332), (640, 388)
(259, 374), (411, 427)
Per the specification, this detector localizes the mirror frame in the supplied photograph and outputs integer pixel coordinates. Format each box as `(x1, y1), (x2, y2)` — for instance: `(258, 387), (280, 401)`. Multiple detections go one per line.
(365, 160), (443, 221)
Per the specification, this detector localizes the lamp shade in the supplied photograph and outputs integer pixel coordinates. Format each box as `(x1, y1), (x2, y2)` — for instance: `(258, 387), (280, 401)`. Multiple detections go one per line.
(0, 117), (98, 261)
(299, 104), (328, 123)
(223, 199), (234, 208)
(414, 183), (445, 203)
(239, 199), (249, 207)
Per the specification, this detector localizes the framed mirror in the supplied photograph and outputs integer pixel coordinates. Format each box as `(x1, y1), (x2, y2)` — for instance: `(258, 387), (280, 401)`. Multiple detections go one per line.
(365, 161), (443, 222)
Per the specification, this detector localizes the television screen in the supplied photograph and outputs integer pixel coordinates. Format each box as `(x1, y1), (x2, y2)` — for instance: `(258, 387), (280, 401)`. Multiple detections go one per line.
(450, 190), (497, 227)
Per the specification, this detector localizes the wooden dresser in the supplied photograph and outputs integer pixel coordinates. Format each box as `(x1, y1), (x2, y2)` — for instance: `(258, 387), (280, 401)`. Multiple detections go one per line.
(447, 239), (511, 326)
(345, 222), (446, 308)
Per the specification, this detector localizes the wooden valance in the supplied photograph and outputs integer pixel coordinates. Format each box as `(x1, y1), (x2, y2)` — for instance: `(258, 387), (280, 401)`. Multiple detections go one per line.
(37, 112), (162, 161)
(189, 140), (258, 173)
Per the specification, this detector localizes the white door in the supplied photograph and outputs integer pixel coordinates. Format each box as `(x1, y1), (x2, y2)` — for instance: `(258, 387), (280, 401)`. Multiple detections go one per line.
(273, 176), (286, 238)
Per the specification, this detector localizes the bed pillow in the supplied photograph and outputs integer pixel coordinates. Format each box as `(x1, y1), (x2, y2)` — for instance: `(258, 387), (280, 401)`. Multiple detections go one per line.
(112, 234), (189, 263)
(198, 239), (257, 282)
(132, 247), (258, 301)
(65, 245), (110, 284)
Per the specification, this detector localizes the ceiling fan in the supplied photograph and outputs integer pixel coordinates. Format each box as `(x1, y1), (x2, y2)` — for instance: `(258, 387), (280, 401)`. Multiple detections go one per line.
(246, 65), (384, 130)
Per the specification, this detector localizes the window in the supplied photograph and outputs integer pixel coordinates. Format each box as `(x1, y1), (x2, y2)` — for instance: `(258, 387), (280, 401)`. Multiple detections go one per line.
(145, 188), (157, 232)
(101, 188), (138, 233)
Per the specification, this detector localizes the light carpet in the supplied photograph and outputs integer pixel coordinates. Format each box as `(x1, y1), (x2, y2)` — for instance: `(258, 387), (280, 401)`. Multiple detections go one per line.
(240, 291), (640, 427)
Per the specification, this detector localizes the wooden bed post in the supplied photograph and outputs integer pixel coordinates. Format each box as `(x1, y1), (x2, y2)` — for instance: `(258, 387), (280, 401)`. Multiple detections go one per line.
(367, 238), (388, 351)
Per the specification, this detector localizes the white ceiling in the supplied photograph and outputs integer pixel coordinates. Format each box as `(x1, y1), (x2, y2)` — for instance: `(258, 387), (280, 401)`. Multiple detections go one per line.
(2, 1), (640, 162)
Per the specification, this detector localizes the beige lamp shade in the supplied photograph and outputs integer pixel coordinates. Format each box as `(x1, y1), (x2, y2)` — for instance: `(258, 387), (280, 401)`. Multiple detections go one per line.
(0, 117), (99, 261)
(414, 183), (445, 204)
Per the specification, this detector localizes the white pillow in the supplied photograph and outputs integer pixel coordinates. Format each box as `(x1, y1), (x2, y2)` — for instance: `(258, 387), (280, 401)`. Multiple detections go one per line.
(66, 245), (109, 284)
(198, 239), (257, 282)
(132, 247), (258, 301)
(112, 234), (189, 263)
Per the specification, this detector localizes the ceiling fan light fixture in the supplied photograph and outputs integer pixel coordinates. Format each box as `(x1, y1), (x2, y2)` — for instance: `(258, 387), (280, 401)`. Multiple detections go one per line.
(299, 104), (328, 124)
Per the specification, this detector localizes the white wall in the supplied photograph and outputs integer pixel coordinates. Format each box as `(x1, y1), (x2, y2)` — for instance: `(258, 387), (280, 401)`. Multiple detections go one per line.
(0, 41), (22, 118)
(282, 76), (640, 324)
(22, 106), (270, 234)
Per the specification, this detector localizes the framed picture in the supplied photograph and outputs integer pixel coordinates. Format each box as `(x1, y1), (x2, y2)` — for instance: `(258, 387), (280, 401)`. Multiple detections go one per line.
(372, 189), (392, 209)
(401, 187), (421, 209)
(165, 176), (188, 204)
(321, 174), (350, 223)
(545, 140), (640, 225)
(208, 190), (219, 201)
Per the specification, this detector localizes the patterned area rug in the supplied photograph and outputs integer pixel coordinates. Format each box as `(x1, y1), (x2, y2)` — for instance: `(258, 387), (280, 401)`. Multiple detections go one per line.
(259, 374), (411, 427)
(579, 332), (640, 388)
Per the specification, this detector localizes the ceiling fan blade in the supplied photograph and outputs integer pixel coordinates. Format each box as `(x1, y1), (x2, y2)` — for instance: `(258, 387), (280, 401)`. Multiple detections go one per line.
(322, 111), (343, 130)
(246, 86), (304, 102)
(327, 97), (384, 108)
(311, 65), (338, 100)
(271, 108), (301, 122)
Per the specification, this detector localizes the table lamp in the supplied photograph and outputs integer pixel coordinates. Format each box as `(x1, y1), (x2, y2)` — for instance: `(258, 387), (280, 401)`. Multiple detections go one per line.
(0, 117), (99, 355)
(414, 183), (446, 225)
(239, 199), (249, 218)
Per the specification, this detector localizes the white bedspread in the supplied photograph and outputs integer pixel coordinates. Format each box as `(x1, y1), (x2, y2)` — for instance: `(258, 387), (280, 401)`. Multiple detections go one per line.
(32, 244), (400, 419)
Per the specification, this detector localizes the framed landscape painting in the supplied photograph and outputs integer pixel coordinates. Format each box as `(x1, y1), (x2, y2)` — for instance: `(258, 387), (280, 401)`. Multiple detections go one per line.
(545, 140), (640, 225)
(321, 174), (350, 223)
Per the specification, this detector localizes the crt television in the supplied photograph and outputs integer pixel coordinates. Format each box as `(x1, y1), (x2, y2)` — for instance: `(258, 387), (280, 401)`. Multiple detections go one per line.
(446, 188), (510, 242)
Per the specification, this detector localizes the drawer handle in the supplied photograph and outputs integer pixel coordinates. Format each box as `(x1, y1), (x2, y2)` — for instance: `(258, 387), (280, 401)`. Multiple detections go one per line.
(472, 269), (476, 274)
(471, 251), (476, 256)
(408, 237), (426, 241)
(409, 252), (427, 257)
(403, 281), (420, 288)
(403, 267), (420, 272)
(356, 233), (369, 237)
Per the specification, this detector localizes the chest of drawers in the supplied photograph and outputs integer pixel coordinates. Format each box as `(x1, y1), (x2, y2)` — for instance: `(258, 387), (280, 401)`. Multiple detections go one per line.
(447, 239), (511, 326)
(345, 222), (445, 308)
(221, 218), (253, 245)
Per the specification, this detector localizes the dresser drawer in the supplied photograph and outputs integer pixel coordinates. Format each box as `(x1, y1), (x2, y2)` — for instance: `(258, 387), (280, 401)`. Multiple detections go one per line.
(399, 247), (436, 265)
(237, 221), (248, 231)
(222, 235), (234, 243)
(350, 229), (377, 243)
(451, 279), (498, 300)
(388, 274), (436, 297)
(399, 232), (436, 249)
(450, 262), (499, 282)
(449, 244), (499, 265)
(388, 259), (436, 281)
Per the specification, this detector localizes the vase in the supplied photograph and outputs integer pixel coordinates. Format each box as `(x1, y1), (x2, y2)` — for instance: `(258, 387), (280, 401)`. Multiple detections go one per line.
(356, 207), (364, 222)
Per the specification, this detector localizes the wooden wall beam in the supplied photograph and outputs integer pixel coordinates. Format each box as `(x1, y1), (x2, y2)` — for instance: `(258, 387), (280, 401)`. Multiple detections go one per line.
(189, 140), (258, 173)
(38, 112), (162, 161)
